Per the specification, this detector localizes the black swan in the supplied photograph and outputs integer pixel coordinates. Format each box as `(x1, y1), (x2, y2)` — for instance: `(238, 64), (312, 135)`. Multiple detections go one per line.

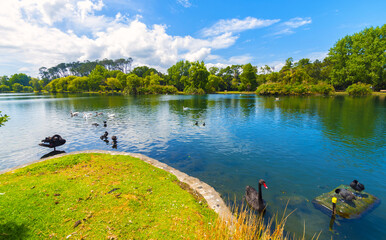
(350, 180), (365, 192)
(335, 188), (356, 201)
(245, 179), (268, 212)
(39, 134), (66, 151)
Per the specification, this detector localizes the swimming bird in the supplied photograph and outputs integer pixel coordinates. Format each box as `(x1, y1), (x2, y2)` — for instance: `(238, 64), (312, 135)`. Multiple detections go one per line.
(70, 111), (79, 117)
(111, 136), (117, 142)
(108, 113), (115, 118)
(103, 121), (107, 127)
(203, 122), (205, 126)
(275, 97), (280, 101)
(194, 121), (198, 126)
(183, 106), (189, 111)
(100, 131), (108, 140)
(350, 180), (365, 192)
(83, 113), (93, 119)
(245, 179), (268, 212)
(335, 188), (356, 201)
(91, 123), (99, 127)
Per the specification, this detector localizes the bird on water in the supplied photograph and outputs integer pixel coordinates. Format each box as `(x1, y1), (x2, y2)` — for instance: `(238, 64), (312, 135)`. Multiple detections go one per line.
(350, 180), (365, 192)
(245, 179), (268, 212)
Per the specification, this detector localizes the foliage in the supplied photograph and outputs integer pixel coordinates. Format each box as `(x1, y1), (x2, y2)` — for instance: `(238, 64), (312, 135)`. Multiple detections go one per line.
(138, 85), (178, 94)
(240, 63), (258, 91)
(0, 153), (216, 239)
(39, 58), (133, 80)
(328, 25), (386, 90)
(0, 85), (11, 92)
(12, 83), (23, 92)
(0, 110), (9, 127)
(256, 82), (335, 95)
(9, 73), (31, 86)
(346, 82), (373, 96)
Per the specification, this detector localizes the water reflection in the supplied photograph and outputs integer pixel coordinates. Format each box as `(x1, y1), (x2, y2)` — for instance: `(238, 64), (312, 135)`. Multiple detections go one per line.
(0, 93), (385, 240)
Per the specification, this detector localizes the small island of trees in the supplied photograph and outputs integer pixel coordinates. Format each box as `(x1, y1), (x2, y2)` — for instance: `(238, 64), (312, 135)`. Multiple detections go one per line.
(0, 25), (384, 96)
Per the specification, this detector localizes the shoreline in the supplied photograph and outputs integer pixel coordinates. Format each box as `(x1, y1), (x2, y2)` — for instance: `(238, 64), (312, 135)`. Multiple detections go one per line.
(1, 150), (232, 221)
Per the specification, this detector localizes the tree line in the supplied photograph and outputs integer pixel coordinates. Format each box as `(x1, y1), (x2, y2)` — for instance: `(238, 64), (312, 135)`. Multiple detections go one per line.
(0, 25), (384, 95)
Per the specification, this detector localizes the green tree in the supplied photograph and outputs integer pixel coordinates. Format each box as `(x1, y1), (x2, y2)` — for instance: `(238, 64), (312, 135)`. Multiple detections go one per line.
(0, 111), (9, 127)
(88, 65), (108, 91)
(29, 78), (42, 92)
(167, 60), (191, 91)
(0, 85), (10, 92)
(125, 74), (142, 94)
(106, 78), (123, 91)
(12, 83), (23, 92)
(9, 73), (31, 86)
(187, 61), (209, 92)
(328, 25), (386, 90)
(240, 63), (258, 91)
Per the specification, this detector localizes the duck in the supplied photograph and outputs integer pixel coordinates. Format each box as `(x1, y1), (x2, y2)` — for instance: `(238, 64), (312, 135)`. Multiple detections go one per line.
(108, 113), (115, 118)
(203, 122), (206, 126)
(92, 123), (99, 127)
(111, 136), (117, 142)
(275, 97), (280, 101)
(103, 121), (107, 127)
(335, 188), (356, 201)
(245, 179), (268, 212)
(100, 131), (108, 140)
(83, 113), (93, 119)
(70, 111), (79, 117)
(194, 121), (198, 126)
(350, 180), (365, 192)
(183, 106), (189, 111)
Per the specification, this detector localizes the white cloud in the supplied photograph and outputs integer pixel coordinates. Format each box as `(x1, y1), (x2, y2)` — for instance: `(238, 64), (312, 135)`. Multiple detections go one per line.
(273, 17), (312, 36)
(177, 0), (191, 8)
(0, 0), (242, 76)
(202, 17), (280, 37)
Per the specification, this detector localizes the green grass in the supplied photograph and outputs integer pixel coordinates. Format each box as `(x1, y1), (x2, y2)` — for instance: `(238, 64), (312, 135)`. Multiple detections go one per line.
(0, 154), (216, 239)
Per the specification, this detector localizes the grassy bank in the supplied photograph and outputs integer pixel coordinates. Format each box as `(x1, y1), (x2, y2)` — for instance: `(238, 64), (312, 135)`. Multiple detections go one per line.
(0, 153), (314, 239)
(0, 153), (216, 239)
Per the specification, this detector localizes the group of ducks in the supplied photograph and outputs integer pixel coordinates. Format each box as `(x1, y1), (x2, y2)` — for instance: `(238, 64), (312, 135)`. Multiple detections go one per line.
(245, 179), (365, 213)
(70, 111), (115, 119)
(71, 110), (118, 149)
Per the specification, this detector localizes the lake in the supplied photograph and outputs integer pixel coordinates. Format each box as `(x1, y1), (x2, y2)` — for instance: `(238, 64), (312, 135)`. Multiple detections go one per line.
(0, 93), (385, 239)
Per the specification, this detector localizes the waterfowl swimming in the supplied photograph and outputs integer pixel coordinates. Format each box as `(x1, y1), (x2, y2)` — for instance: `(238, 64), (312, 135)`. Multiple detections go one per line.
(203, 122), (206, 126)
(195, 121), (198, 126)
(275, 97), (280, 101)
(335, 188), (356, 201)
(83, 113), (93, 119)
(183, 106), (189, 111)
(100, 131), (108, 140)
(350, 180), (365, 192)
(70, 111), (79, 117)
(111, 136), (117, 142)
(103, 121), (107, 127)
(245, 179), (268, 212)
(92, 123), (99, 127)
(108, 113), (115, 118)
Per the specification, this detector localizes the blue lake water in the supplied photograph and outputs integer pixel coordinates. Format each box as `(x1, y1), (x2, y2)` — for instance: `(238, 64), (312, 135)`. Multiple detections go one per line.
(0, 93), (385, 239)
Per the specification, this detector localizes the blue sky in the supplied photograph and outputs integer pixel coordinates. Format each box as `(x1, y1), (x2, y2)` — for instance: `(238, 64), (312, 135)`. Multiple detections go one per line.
(0, 0), (385, 77)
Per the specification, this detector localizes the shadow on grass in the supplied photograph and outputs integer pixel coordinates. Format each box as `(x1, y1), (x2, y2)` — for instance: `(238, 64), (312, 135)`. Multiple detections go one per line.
(0, 222), (29, 240)
(40, 150), (65, 159)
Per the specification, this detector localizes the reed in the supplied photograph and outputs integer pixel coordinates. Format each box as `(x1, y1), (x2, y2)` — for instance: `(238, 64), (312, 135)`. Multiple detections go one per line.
(197, 200), (320, 240)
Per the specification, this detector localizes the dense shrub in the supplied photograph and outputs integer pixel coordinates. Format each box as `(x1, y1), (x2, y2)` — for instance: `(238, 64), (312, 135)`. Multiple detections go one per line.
(256, 82), (335, 95)
(137, 85), (178, 95)
(346, 82), (373, 96)
(22, 86), (34, 92)
(0, 85), (10, 92)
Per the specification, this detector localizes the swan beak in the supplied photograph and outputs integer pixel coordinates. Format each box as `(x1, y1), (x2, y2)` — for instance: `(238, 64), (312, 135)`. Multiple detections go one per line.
(263, 183), (268, 189)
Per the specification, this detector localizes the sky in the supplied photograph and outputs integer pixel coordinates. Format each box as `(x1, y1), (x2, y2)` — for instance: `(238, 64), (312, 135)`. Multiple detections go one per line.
(0, 0), (385, 77)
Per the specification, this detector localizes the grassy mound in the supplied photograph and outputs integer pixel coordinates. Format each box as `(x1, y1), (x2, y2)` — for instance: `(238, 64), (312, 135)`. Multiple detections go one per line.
(313, 184), (379, 219)
(0, 154), (216, 239)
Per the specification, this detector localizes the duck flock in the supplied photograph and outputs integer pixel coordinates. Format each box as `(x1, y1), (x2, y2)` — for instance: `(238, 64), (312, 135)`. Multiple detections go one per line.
(70, 110), (118, 149)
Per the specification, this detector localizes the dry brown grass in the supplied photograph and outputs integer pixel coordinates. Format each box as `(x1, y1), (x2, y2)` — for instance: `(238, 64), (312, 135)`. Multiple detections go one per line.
(197, 201), (321, 240)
